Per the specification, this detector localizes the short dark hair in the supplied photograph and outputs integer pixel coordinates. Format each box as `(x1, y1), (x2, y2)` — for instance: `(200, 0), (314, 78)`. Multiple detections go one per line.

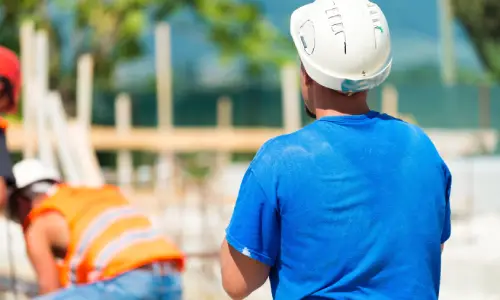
(6, 180), (57, 223)
(0, 76), (15, 108)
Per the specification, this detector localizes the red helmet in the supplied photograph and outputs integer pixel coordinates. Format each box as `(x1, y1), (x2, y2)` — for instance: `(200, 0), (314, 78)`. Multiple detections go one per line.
(0, 46), (21, 113)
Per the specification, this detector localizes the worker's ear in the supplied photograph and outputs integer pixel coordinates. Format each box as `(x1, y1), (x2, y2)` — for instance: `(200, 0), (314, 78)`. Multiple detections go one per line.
(300, 64), (313, 86)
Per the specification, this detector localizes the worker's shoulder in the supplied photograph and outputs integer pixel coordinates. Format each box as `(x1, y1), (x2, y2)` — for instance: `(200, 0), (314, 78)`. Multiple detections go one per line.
(381, 114), (443, 158)
(256, 127), (307, 154)
(380, 113), (431, 138)
(251, 127), (313, 168)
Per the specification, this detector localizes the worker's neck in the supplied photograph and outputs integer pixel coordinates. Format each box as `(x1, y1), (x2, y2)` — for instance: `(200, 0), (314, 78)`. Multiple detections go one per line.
(32, 195), (46, 208)
(313, 90), (370, 119)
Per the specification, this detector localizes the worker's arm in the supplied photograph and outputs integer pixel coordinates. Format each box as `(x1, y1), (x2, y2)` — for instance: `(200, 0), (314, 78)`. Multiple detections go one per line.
(440, 162), (452, 253)
(25, 215), (60, 295)
(220, 239), (271, 300)
(0, 129), (14, 210)
(220, 167), (279, 299)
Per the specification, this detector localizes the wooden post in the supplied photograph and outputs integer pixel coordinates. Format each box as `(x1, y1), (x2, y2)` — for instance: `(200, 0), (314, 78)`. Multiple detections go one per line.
(381, 84), (399, 117)
(214, 96), (232, 218)
(35, 31), (49, 93)
(217, 97), (232, 129)
(48, 92), (81, 184)
(34, 30), (56, 169)
(214, 96), (232, 178)
(281, 65), (301, 133)
(76, 54), (94, 129)
(155, 22), (175, 235)
(74, 53), (103, 186)
(115, 93), (133, 193)
(478, 85), (491, 129)
(438, 0), (456, 85)
(20, 21), (36, 159)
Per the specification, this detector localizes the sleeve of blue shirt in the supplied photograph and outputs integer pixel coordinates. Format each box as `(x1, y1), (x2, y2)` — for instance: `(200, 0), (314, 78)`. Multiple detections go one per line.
(441, 162), (452, 244)
(225, 165), (280, 267)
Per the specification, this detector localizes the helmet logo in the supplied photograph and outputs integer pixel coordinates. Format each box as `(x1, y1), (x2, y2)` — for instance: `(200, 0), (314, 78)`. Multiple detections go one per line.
(362, 71), (366, 76)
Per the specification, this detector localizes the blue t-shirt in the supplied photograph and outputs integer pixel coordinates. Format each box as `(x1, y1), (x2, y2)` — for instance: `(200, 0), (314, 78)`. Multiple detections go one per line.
(225, 111), (451, 300)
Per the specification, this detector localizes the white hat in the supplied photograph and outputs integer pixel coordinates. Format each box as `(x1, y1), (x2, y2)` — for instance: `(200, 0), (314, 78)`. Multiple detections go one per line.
(12, 159), (60, 189)
(290, 0), (392, 93)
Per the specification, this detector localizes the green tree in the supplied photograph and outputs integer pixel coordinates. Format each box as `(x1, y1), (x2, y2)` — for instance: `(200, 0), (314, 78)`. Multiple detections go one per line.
(0, 0), (63, 89)
(0, 0), (292, 94)
(50, 0), (291, 89)
(452, 0), (500, 81)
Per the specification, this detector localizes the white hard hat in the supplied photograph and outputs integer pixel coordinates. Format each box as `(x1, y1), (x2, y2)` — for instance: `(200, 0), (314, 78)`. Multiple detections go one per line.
(290, 0), (392, 93)
(12, 159), (60, 189)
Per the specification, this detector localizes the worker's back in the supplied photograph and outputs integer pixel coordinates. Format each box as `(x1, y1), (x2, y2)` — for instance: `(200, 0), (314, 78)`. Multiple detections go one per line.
(230, 112), (450, 299)
(25, 185), (185, 287)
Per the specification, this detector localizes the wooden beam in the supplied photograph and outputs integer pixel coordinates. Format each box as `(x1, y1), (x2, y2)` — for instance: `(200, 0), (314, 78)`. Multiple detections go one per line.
(5, 124), (281, 152)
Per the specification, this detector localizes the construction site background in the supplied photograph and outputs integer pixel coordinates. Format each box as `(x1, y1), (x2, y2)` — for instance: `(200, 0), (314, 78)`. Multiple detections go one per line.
(1, 0), (500, 299)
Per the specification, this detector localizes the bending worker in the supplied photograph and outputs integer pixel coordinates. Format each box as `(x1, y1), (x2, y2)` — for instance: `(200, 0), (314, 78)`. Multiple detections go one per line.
(0, 46), (21, 209)
(6, 159), (185, 299)
(220, 0), (451, 299)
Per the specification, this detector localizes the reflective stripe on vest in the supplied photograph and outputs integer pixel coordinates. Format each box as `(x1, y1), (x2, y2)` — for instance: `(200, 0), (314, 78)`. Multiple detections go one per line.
(88, 227), (162, 281)
(68, 205), (146, 283)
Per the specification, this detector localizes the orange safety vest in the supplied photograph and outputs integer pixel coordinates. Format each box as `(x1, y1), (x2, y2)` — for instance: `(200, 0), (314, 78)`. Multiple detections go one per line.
(24, 184), (185, 288)
(0, 117), (8, 130)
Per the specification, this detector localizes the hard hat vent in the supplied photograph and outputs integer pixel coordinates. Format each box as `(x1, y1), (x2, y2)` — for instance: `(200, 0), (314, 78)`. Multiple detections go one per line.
(325, 1), (346, 54)
(368, 1), (384, 49)
(368, 2), (381, 27)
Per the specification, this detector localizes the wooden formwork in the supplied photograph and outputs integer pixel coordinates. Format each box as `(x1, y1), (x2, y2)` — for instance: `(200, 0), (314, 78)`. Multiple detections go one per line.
(5, 123), (283, 153)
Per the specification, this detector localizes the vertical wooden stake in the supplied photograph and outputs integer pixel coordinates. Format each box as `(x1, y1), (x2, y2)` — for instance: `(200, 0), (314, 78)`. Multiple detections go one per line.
(155, 22), (176, 238)
(34, 30), (56, 168)
(115, 93), (133, 193)
(20, 21), (36, 159)
(76, 54), (94, 130)
(381, 84), (399, 117)
(281, 65), (301, 133)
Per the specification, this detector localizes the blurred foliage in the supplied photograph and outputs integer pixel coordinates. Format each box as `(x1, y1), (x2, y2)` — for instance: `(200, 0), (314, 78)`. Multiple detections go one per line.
(70, 0), (292, 82)
(0, 0), (291, 94)
(0, 0), (63, 95)
(232, 152), (256, 162)
(452, 0), (500, 81)
(0, 0), (46, 53)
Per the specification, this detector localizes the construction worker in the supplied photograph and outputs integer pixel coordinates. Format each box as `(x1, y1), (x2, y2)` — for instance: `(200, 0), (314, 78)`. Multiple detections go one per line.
(6, 159), (185, 299)
(220, 0), (451, 299)
(0, 46), (21, 210)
